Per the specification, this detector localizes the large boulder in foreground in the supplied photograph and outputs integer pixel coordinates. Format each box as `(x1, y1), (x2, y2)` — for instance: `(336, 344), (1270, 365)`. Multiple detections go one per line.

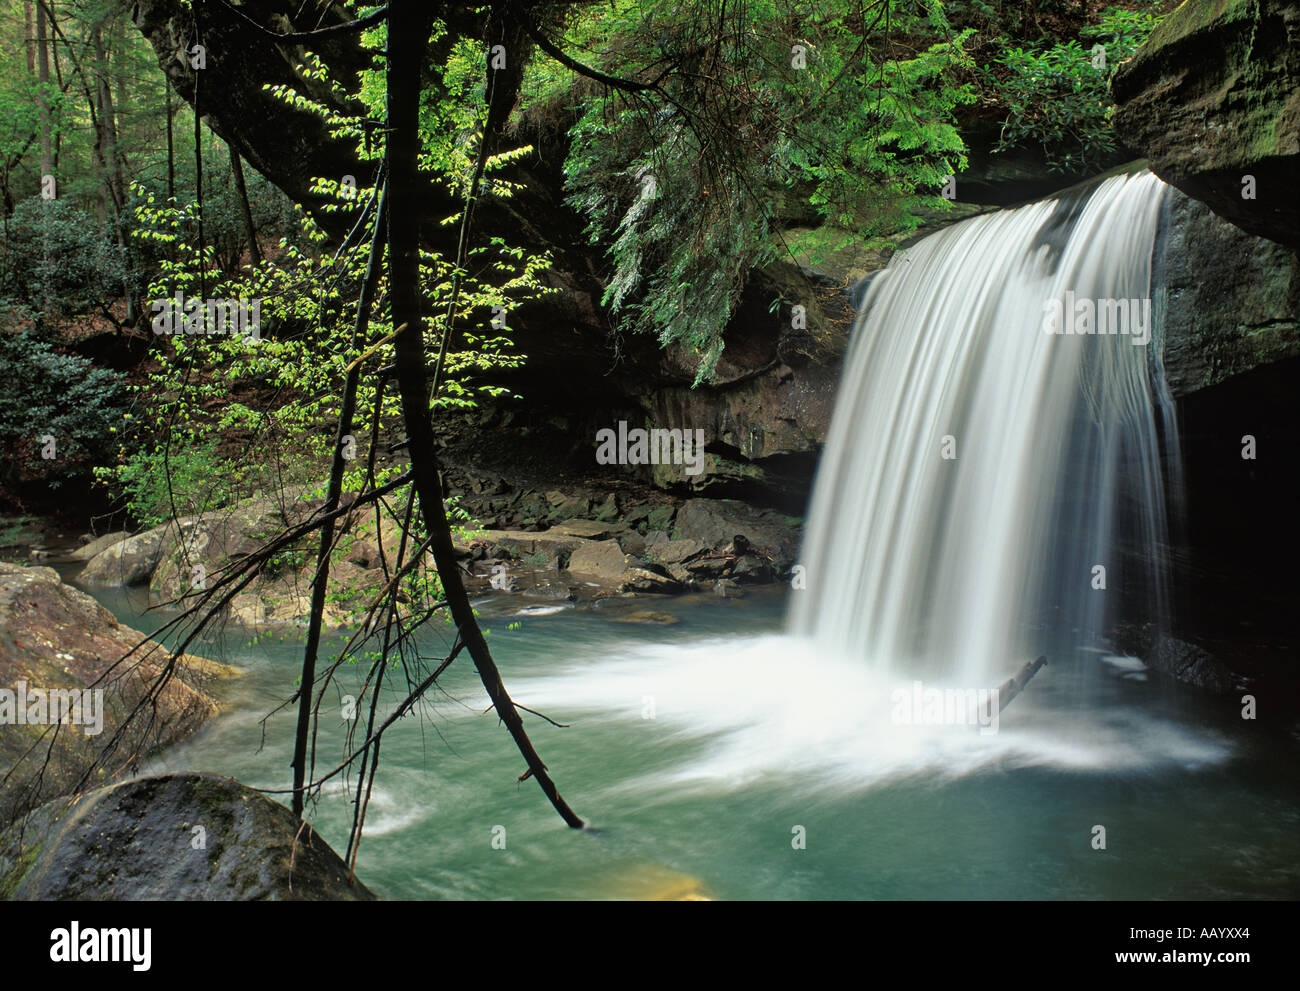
(0, 773), (374, 900)
(1113, 0), (1300, 249)
(0, 562), (235, 827)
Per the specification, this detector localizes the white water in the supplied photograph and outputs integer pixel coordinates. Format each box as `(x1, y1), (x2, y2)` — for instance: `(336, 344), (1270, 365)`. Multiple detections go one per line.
(507, 632), (1229, 799)
(790, 169), (1177, 685)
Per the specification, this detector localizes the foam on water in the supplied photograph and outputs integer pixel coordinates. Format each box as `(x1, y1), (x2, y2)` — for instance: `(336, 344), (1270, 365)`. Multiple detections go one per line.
(503, 634), (1230, 797)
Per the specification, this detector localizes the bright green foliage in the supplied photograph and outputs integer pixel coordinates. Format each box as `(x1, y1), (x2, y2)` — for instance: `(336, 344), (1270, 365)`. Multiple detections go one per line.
(112, 438), (228, 528)
(527, 0), (975, 383)
(95, 14), (555, 528)
(986, 4), (1165, 173)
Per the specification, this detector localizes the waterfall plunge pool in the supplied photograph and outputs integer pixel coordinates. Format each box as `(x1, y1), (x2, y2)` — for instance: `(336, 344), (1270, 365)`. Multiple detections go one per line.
(89, 584), (1300, 901)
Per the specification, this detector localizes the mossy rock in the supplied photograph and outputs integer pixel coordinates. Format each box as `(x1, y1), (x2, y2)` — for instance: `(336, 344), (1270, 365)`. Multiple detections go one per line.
(0, 773), (375, 901)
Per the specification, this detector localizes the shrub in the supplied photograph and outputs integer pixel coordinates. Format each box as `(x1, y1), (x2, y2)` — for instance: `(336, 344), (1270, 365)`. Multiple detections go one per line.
(0, 198), (130, 330)
(0, 333), (126, 491)
(986, 5), (1164, 173)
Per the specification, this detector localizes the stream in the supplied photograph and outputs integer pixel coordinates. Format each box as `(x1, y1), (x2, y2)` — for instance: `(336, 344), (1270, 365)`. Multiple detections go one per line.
(81, 580), (1300, 900)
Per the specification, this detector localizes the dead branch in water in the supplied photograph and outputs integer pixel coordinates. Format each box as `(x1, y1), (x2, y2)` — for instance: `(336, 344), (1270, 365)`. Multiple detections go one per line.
(987, 655), (1048, 719)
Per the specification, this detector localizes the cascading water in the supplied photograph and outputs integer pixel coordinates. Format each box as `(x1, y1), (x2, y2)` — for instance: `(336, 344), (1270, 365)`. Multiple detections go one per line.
(791, 169), (1179, 687)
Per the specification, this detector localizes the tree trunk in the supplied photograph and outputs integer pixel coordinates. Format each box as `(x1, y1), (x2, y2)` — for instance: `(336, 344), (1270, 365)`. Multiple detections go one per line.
(93, 18), (135, 323)
(165, 83), (175, 200)
(92, 23), (123, 213)
(989, 655), (1048, 717)
(35, 3), (52, 181)
(289, 182), (387, 818)
(113, 16), (129, 166)
(25, 2), (35, 75)
(385, 3), (584, 829)
(228, 144), (262, 266)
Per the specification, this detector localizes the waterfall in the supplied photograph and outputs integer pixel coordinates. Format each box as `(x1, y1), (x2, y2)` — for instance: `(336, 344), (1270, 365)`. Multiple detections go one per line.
(790, 170), (1178, 686)
(505, 169), (1221, 797)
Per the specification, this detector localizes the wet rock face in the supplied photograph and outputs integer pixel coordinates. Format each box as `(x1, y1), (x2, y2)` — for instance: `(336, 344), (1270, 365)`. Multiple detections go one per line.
(0, 563), (234, 829)
(1156, 189), (1300, 397)
(1114, 0), (1300, 251)
(1145, 636), (1251, 695)
(0, 772), (374, 901)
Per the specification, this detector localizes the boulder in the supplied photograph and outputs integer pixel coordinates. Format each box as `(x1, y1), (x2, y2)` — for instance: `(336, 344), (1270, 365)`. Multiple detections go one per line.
(1147, 635), (1250, 695)
(567, 539), (630, 583)
(713, 578), (745, 598)
(69, 531), (132, 561)
(149, 489), (326, 600)
(644, 534), (704, 565)
(520, 579), (576, 602)
(0, 563), (235, 828)
(682, 554), (731, 580)
(619, 562), (682, 594)
(730, 553), (776, 584)
(615, 610), (680, 625)
(546, 519), (629, 541)
(616, 531), (648, 557)
(645, 505), (677, 531)
(591, 492), (621, 521)
(344, 539), (382, 570)
(0, 772), (375, 900)
(76, 490), (406, 630)
(567, 540), (682, 594)
(78, 526), (172, 586)
(470, 530), (590, 570)
(672, 499), (801, 571)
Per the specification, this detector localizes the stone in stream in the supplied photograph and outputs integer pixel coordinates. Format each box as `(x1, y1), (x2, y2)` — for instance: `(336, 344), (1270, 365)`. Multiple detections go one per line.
(672, 498), (800, 572)
(567, 540), (682, 594)
(69, 531), (132, 562)
(78, 526), (172, 585)
(614, 610), (680, 626)
(546, 519), (629, 541)
(0, 772), (374, 900)
(644, 533), (705, 565)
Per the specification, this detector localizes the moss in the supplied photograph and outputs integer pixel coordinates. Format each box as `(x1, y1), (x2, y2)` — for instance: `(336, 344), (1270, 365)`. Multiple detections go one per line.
(1143, 0), (1249, 51)
(0, 841), (40, 900)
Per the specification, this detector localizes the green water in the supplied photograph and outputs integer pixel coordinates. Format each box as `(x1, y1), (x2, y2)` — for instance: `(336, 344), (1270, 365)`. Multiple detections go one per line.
(87, 585), (1300, 900)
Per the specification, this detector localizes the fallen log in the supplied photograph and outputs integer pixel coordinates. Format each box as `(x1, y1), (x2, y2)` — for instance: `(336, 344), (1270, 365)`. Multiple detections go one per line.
(986, 654), (1048, 719)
